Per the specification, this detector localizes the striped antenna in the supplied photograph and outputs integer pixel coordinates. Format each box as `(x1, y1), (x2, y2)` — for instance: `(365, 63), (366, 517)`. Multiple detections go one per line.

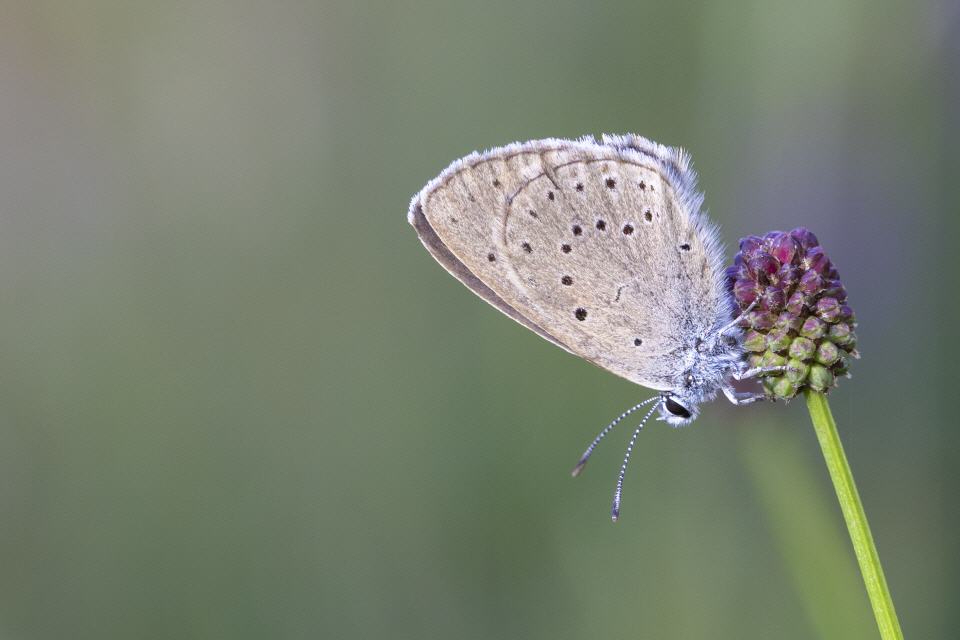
(570, 396), (659, 477)
(611, 399), (663, 522)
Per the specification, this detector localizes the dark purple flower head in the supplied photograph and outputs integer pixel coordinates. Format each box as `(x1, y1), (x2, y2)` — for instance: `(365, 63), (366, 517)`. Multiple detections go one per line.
(728, 227), (857, 400)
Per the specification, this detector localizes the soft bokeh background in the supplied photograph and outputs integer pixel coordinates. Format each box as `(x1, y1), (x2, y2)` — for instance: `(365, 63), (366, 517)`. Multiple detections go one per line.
(0, 1), (956, 638)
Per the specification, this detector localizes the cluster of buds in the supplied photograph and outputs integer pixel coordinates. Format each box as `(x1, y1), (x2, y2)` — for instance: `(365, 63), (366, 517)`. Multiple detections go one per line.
(727, 228), (858, 400)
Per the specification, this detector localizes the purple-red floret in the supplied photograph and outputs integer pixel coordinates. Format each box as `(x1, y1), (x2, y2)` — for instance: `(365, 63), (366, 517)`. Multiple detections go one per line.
(822, 279), (846, 298)
(768, 233), (799, 265)
(785, 291), (806, 316)
(777, 264), (800, 289)
(747, 309), (776, 331)
(815, 297), (841, 323)
(727, 227), (857, 400)
(733, 278), (758, 306)
(775, 311), (802, 332)
(739, 235), (764, 258)
(800, 316), (826, 340)
(760, 285), (786, 311)
(804, 247), (831, 275)
(798, 270), (823, 296)
(790, 227), (819, 250)
(748, 255), (779, 283)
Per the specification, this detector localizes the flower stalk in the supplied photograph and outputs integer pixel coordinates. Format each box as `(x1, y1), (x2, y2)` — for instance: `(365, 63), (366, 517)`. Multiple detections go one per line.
(728, 227), (900, 638)
(805, 390), (903, 640)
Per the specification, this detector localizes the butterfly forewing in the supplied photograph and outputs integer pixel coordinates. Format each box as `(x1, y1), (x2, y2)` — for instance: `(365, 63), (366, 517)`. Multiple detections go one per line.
(410, 136), (727, 390)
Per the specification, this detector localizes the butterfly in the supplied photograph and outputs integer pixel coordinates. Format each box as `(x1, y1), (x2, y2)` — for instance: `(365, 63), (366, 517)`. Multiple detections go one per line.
(408, 134), (776, 519)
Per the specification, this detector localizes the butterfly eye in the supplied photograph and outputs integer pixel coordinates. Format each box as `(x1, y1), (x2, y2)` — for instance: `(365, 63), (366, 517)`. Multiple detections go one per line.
(664, 397), (692, 419)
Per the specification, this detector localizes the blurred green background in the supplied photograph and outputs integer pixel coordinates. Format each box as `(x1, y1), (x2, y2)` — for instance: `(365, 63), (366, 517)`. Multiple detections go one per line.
(0, 1), (956, 638)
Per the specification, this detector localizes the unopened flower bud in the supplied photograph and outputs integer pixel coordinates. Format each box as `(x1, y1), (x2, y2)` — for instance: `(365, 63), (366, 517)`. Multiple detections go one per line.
(804, 247), (831, 275)
(800, 316), (826, 340)
(748, 256), (779, 284)
(770, 377), (798, 399)
(828, 323), (854, 347)
(786, 291), (807, 316)
(785, 358), (810, 384)
(743, 329), (766, 352)
(822, 279), (846, 299)
(816, 297), (841, 323)
(816, 341), (841, 366)
(762, 351), (787, 369)
(777, 264), (801, 289)
(747, 310), (776, 331)
(798, 270), (823, 296)
(775, 311), (802, 333)
(808, 365), (835, 391)
(768, 233), (799, 265)
(789, 336), (816, 361)
(760, 285), (787, 311)
(766, 326), (792, 353)
(790, 227), (819, 250)
(739, 235), (764, 259)
(734, 278), (758, 306)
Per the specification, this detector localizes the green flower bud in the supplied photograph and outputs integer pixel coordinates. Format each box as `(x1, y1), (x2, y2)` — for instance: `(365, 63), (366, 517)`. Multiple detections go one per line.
(808, 364), (835, 391)
(774, 311), (801, 333)
(762, 350), (787, 368)
(770, 377), (798, 399)
(762, 376), (777, 396)
(828, 322), (854, 347)
(743, 329), (767, 352)
(785, 358), (810, 384)
(816, 341), (841, 366)
(766, 327), (792, 353)
(789, 336), (816, 361)
(800, 316), (826, 340)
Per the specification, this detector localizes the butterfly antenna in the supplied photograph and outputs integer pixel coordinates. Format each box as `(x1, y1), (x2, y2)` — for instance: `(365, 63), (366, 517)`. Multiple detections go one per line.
(611, 400), (662, 522)
(571, 397), (658, 478)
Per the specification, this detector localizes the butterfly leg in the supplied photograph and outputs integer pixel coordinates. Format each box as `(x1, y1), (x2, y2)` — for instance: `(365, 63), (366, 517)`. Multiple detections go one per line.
(716, 300), (757, 336)
(722, 385), (766, 405)
(723, 361), (783, 404)
(733, 364), (786, 380)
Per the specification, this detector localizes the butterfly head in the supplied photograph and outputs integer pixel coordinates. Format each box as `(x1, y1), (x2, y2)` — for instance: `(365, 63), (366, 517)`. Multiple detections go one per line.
(658, 322), (748, 426)
(658, 392), (699, 426)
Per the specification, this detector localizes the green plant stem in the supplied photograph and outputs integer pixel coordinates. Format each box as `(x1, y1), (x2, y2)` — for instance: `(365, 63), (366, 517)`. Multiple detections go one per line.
(805, 390), (903, 640)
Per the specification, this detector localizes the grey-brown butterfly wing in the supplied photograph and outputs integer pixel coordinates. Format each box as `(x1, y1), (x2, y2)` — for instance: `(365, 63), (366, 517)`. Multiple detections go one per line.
(408, 134), (731, 391)
(408, 199), (571, 351)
